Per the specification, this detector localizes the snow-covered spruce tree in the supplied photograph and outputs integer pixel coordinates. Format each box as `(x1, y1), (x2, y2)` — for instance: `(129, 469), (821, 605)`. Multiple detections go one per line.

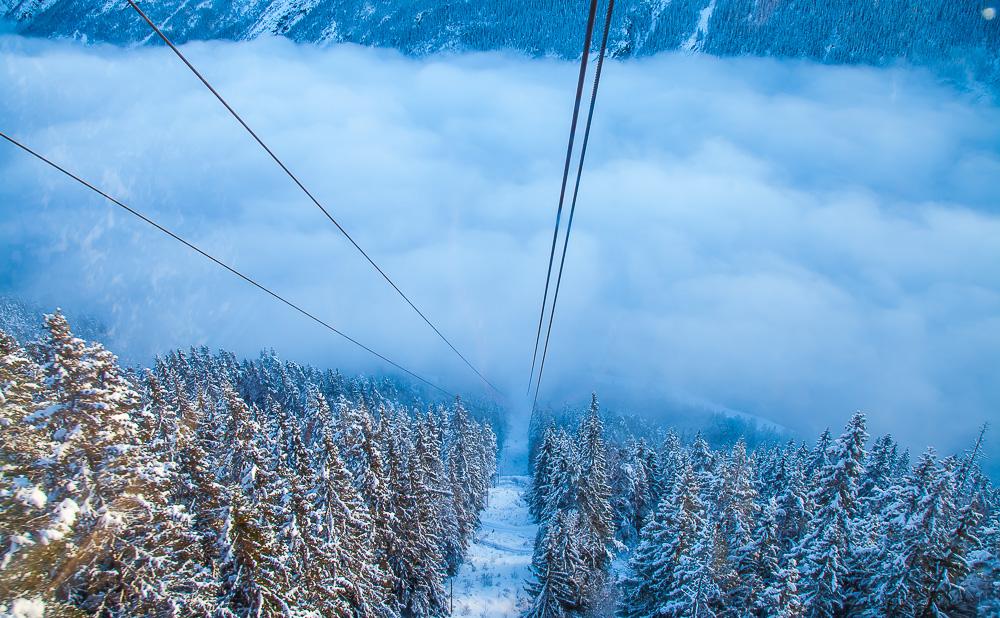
(609, 439), (654, 545)
(393, 414), (448, 617)
(279, 419), (333, 613)
(473, 417), (497, 509)
(173, 387), (229, 584)
(0, 326), (46, 490)
(759, 558), (806, 618)
(426, 407), (466, 580)
(805, 428), (832, 486)
(966, 493), (1000, 616)
(314, 426), (396, 616)
(859, 434), (898, 508)
(0, 329), (42, 430)
(382, 409), (412, 608)
(215, 386), (292, 615)
(689, 433), (715, 493)
(34, 312), (148, 608)
(528, 424), (558, 523)
(743, 496), (782, 613)
(864, 450), (983, 616)
(793, 412), (867, 616)
(446, 398), (480, 573)
(861, 448), (940, 615)
(660, 519), (721, 618)
(354, 408), (400, 604)
(711, 438), (760, 608)
(540, 429), (582, 523)
(83, 369), (219, 616)
(772, 448), (810, 556)
(334, 394), (373, 480)
(575, 394), (615, 601)
(524, 508), (585, 618)
(0, 328), (57, 608)
(655, 430), (684, 508)
(0, 313), (206, 614)
(620, 461), (712, 618)
(141, 369), (177, 459)
(923, 495), (982, 615)
(632, 439), (657, 531)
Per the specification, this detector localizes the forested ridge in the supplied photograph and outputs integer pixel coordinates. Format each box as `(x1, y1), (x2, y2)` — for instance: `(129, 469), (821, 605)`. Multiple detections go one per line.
(0, 311), (499, 616)
(5, 0), (999, 89)
(525, 396), (1000, 616)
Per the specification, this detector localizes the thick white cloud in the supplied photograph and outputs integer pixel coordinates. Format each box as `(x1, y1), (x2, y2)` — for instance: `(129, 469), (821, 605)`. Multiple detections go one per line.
(1, 36), (998, 467)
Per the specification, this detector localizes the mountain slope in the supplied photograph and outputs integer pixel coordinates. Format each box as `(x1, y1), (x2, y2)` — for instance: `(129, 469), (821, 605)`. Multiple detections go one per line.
(4, 0), (999, 86)
(452, 475), (537, 617)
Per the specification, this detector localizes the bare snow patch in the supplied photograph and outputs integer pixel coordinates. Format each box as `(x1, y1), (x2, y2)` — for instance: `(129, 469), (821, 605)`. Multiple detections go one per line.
(451, 476), (536, 617)
(0, 598), (45, 618)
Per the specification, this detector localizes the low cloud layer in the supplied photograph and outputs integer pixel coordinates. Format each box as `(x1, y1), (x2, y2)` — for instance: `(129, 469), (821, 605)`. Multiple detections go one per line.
(1, 36), (998, 469)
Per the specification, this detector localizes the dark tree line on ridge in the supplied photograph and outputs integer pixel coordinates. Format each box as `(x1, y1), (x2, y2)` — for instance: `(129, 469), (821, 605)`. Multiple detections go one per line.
(8, 0), (999, 91)
(0, 311), (498, 617)
(525, 398), (999, 616)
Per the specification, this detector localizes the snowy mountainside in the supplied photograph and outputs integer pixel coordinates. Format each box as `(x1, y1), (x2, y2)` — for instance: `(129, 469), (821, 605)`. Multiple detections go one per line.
(5, 0), (999, 87)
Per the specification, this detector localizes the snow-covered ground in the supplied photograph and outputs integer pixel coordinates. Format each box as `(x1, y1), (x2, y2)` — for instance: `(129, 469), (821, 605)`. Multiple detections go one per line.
(451, 475), (537, 617)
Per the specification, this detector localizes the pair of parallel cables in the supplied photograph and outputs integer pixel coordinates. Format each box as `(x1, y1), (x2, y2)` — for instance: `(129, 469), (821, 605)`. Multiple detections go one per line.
(527, 0), (616, 409)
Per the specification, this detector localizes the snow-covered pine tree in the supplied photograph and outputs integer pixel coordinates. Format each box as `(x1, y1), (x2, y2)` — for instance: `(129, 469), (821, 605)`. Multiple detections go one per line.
(315, 427), (396, 616)
(805, 428), (832, 486)
(794, 412), (867, 616)
(711, 438), (759, 608)
(33, 312), (154, 608)
(279, 420), (333, 613)
(802, 522), (848, 618)
(524, 508), (584, 618)
(394, 414), (448, 617)
(528, 424), (558, 523)
(609, 439), (654, 545)
(354, 409), (400, 605)
(862, 448), (940, 615)
(575, 394), (615, 602)
(446, 398), (478, 572)
(0, 329), (56, 607)
(859, 434), (898, 506)
(865, 450), (984, 616)
(473, 417), (498, 510)
(760, 558), (806, 618)
(215, 386), (292, 615)
(334, 394), (373, 480)
(773, 448), (810, 555)
(619, 461), (710, 618)
(743, 497), (782, 613)
(921, 494), (982, 615)
(660, 520), (721, 618)
(689, 433), (715, 494)
(0, 329), (42, 430)
(81, 368), (219, 616)
(631, 439), (656, 531)
(141, 369), (178, 458)
(173, 387), (229, 581)
(655, 430), (684, 507)
(540, 429), (582, 523)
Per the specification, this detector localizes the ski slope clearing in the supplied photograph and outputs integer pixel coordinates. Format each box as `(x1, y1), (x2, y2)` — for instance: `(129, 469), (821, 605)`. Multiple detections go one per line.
(452, 475), (537, 617)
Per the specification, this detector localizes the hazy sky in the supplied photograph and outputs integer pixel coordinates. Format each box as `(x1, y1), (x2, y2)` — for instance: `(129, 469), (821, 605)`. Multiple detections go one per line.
(1, 36), (998, 469)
